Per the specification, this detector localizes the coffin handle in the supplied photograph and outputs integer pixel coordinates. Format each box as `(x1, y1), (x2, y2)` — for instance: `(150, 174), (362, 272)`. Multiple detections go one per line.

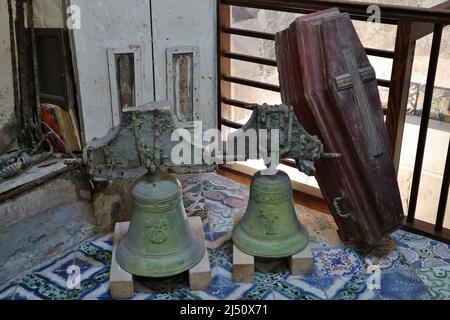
(333, 191), (355, 220)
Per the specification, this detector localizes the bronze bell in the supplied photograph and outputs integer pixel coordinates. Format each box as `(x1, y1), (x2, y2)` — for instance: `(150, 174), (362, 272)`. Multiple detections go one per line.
(233, 170), (309, 258)
(116, 170), (205, 277)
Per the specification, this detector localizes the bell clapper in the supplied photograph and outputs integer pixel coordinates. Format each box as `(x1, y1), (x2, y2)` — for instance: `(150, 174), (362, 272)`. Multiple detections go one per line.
(146, 161), (157, 176)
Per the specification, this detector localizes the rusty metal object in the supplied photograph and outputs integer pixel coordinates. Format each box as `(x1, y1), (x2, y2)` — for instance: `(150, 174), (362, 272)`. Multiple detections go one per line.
(231, 103), (340, 176)
(83, 101), (338, 181)
(0, 139), (53, 180)
(83, 101), (214, 181)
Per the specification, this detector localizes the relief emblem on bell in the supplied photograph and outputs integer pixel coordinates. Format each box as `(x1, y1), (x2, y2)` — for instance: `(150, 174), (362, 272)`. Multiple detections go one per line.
(232, 170), (309, 258)
(258, 206), (279, 236)
(146, 219), (169, 244)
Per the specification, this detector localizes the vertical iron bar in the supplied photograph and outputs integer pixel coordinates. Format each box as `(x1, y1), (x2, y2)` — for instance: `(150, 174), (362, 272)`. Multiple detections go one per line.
(28, 0), (42, 140)
(218, 2), (231, 130)
(435, 138), (450, 232)
(407, 24), (443, 223)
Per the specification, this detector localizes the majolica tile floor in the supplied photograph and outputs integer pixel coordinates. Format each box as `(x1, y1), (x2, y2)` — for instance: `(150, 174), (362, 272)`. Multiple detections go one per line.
(1, 172), (449, 300)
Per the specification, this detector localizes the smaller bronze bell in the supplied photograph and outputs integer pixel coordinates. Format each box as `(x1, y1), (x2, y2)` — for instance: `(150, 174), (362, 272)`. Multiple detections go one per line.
(233, 170), (309, 258)
(116, 170), (205, 277)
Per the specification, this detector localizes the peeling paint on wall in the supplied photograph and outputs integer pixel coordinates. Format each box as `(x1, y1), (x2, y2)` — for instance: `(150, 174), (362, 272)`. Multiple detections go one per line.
(0, 0), (16, 143)
(69, 0), (155, 142)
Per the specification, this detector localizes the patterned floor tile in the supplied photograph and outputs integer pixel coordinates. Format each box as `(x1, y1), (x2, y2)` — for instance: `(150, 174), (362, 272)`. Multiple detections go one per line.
(81, 281), (111, 300)
(73, 252), (109, 269)
(397, 237), (450, 269)
(146, 289), (202, 300)
(74, 242), (112, 268)
(314, 247), (364, 277)
(66, 267), (110, 300)
(15, 273), (68, 300)
(236, 272), (278, 300)
(389, 230), (407, 242)
(210, 265), (235, 287)
(298, 207), (343, 250)
(321, 275), (382, 300)
(276, 274), (327, 300)
(14, 286), (44, 300)
(206, 231), (233, 249)
(34, 251), (76, 273)
(349, 237), (412, 273)
(90, 234), (113, 247)
(183, 192), (207, 217)
(188, 289), (224, 300)
(416, 266), (450, 300)
(74, 235), (111, 260)
(0, 282), (17, 300)
(218, 284), (257, 300)
(207, 205), (242, 234)
(378, 271), (432, 300)
(209, 242), (233, 272)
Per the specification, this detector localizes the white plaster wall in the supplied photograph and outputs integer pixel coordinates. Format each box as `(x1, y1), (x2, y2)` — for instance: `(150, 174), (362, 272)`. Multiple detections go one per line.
(69, 0), (155, 142)
(0, 0), (15, 130)
(152, 0), (217, 130)
(33, 0), (65, 28)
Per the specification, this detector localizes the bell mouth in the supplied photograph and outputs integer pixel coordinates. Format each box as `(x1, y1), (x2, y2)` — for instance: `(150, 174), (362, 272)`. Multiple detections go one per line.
(116, 232), (206, 278)
(232, 223), (310, 258)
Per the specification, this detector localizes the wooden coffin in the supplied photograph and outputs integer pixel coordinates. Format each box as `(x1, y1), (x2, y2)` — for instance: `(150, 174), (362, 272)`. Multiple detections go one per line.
(275, 9), (404, 244)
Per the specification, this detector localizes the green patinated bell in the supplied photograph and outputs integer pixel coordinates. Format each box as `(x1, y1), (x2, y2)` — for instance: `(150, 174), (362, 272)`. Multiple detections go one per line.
(116, 170), (205, 277)
(233, 170), (309, 258)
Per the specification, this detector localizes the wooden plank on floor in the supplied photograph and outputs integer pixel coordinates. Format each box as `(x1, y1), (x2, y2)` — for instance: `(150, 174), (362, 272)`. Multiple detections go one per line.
(110, 222), (134, 299)
(188, 216), (212, 291)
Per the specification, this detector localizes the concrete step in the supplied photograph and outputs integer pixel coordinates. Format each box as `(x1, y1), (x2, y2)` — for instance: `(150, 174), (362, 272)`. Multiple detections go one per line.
(0, 162), (96, 285)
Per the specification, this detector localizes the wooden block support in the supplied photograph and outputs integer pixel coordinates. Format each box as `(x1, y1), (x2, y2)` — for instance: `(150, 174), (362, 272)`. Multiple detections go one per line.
(188, 216), (212, 291)
(232, 244), (255, 283)
(109, 217), (212, 299)
(232, 212), (255, 283)
(110, 222), (134, 299)
(288, 243), (314, 276)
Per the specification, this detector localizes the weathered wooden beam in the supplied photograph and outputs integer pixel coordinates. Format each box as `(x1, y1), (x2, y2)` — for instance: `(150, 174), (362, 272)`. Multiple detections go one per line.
(7, 0), (20, 133)
(15, 0), (40, 147)
(28, 0), (42, 138)
(386, 21), (417, 172)
(221, 0), (450, 24)
(411, 0), (450, 41)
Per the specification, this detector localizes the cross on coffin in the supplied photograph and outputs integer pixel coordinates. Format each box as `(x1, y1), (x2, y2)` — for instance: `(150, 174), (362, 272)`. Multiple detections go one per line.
(334, 48), (384, 159)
